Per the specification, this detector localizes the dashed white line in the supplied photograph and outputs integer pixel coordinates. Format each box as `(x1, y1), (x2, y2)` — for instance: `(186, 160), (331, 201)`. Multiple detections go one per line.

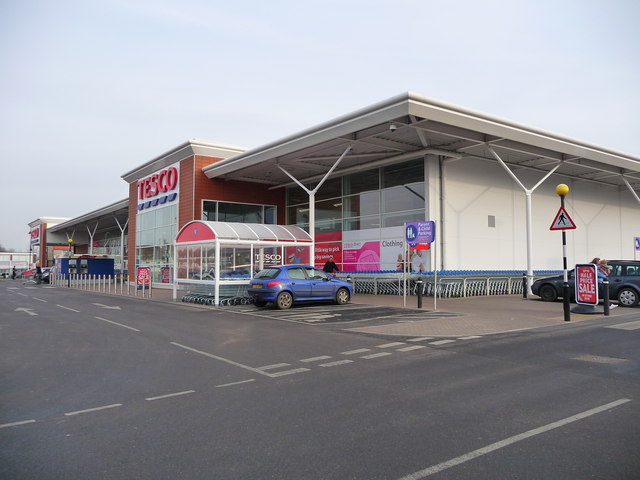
(269, 368), (311, 377)
(94, 316), (140, 332)
(258, 363), (291, 371)
(341, 348), (371, 355)
(377, 342), (406, 348)
(56, 304), (80, 312)
(300, 356), (333, 363)
(361, 352), (393, 359)
(458, 335), (482, 340)
(396, 398), (631, 480)
(216, 379), (255, 388)
(407, 337), (433, 342)
(170, 342), (274, 377)
(32, 297), (48, 303)
(146, 390), (195, 401)
(0, 419), (36, 429)
(606, 320), (640, 330)
(429, 340), (455, 346)
(319, 360), (353, 367)
(65, 404), (122, 416)
(397, 345), (426, 352)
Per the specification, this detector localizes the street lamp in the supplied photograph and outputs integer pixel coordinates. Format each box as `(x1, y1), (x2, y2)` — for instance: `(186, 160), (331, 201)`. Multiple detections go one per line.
(67, 238), (73, 288)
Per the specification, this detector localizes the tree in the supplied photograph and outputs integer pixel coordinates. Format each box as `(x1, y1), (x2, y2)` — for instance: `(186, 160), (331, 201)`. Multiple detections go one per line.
(0, 244), (16, 253)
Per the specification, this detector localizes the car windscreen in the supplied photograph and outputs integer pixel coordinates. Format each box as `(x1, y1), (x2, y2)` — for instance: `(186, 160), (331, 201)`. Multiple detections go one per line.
(254, 268), (280, 280)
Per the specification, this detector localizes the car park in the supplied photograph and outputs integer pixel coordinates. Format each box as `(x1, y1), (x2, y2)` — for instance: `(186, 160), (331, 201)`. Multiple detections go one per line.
(531, 260), (640, 306)
(248, 265), (353, 309)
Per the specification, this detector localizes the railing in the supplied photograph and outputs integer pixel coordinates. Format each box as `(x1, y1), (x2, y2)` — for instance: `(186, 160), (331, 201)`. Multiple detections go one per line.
(337, 270), (560, 299)
(50, 273), (154, 299)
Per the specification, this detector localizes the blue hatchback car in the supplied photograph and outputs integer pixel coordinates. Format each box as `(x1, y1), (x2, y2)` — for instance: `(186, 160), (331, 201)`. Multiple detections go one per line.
(248, 265), (353, 309)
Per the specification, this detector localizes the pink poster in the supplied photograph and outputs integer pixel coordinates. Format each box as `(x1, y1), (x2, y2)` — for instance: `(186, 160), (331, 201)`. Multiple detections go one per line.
(314, 232), (343, 267)
(343, 241), (380, 271)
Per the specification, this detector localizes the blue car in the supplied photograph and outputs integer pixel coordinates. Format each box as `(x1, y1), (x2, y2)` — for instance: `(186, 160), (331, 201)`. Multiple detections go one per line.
(248, 265), (353, 309)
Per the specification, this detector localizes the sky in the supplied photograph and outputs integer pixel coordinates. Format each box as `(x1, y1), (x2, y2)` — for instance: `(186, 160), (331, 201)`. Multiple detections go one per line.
(1, 0), (639, 251)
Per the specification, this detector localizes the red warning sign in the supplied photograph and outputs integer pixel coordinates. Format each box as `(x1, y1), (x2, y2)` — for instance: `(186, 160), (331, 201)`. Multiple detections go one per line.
(549, 207), (576, 231)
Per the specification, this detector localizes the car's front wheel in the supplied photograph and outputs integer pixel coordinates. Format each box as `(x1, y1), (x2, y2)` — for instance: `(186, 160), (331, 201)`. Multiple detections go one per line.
(539, 284), (558, 302)
(335, 288), (350, 305)
(617, 287), (639, 307)
(276, 291), (293, 310)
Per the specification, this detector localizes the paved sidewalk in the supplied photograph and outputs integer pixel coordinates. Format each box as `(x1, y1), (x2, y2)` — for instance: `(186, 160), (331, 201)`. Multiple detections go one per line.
(348, 293), (633, 337)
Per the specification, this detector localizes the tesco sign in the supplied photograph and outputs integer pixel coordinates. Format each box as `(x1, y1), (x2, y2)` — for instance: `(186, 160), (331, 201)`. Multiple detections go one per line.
(137, 167), (178, 200)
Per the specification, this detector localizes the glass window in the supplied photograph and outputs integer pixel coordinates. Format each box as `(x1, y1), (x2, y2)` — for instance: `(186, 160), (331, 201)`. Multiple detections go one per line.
(188, 246), (201, 280)
(315, 198), (342, 221)
(287, 267), (307, 280)
(265, 206), (276, 224)
(155, 226), (174, 245)
(314, 177), (342, 201)
(255, 268), (280, 279)
(287, 187), (309, 206)
(381, 184), (424, 213)
(382, 159), (424, 188)
(304, 267), (328, 280)
(381, 210), (424, 228)
(288, 205), (310, 225)
(343, 191), (380, 218)
(315, 220), (341, 234)
(344, 216), (381, 231)
(138, 230), (154, 247)
(156, 206), (175, 227)
(344, 169), (379, 195)
(137, 211), (156, 231)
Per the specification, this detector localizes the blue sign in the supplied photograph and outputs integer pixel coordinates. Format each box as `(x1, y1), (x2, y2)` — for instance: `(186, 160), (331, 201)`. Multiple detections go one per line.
(406, 221), (435, 244)
(635, 237), (640, 251)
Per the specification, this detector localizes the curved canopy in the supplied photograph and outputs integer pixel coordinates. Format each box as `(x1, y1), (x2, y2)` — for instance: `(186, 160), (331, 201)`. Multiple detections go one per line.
(175, 221), (312, 244)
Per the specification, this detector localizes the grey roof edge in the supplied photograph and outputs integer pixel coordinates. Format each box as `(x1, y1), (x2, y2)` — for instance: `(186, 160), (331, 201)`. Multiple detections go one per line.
(203, 91), (640, 178)
(28, 217), (71, 228)
(122, 139), (247, 183)
(47, 198), (129, 232)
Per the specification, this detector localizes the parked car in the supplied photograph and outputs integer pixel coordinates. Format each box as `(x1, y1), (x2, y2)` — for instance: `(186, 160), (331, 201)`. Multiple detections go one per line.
(248, 265), (353, 309)
(531, 260), (640, 307)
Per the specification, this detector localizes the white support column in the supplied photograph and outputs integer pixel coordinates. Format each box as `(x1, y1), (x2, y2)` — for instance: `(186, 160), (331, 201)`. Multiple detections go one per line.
(214, 240), (220, 305)
(487, 146), (562, 294)
(278, 144), (352, 267)
(86, 222), (99, 255)
(172, 243), (177, 301)
(115, 217), (129, 274)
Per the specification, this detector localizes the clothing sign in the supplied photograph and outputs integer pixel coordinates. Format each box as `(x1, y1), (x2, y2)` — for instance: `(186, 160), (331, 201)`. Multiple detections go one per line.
(549, 207), (576, 230)
(575, 264), (598, 305)
(406, 221), (435, 244)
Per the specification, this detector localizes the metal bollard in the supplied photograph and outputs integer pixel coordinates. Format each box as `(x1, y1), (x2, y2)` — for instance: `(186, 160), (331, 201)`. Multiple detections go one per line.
(522, 273), (527, 299)
(416, 277), (423, 309)
(603, 279), (610, 316)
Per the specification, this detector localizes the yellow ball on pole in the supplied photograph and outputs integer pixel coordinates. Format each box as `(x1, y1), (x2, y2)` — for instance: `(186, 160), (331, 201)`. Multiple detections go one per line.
(556, 184), (569, 196)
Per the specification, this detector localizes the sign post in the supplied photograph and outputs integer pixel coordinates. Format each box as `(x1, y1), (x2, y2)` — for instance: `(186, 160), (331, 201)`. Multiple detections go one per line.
(405, 221), (436, 309)
(550, 185), (575, 322)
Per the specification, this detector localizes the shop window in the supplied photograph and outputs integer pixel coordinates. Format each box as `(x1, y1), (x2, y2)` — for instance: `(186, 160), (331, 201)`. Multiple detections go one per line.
(343, 191), (380, 218)
(381, 183), (424, 213)
(381, 210), (424, 228)
(382, 159), (424, 188)
(344, 169), (379, 195)
(344, 216), (380, 231)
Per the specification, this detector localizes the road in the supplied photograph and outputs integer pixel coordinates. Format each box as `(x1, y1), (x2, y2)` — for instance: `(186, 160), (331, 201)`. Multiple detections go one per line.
(1, 282), (639, 479)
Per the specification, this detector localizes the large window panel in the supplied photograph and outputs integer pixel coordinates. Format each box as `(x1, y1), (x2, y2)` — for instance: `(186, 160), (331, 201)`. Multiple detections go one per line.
(314, 177), (342, 201)
(344, 169), (379, 195)
(381, 210), (424, 228)
(381, 183), (425, 213)
(344, 216), (381, 231)
(344, 191), (379, 218)
(315, 198), (343, 221)
(382, 159), (424, 188)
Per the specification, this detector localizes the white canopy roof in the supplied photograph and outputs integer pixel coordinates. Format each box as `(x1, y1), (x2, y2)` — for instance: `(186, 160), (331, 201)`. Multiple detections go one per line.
(175, 221), (312, 244)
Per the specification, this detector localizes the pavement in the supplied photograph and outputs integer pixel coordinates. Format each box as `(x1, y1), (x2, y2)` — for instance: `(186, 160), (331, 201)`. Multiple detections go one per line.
(129, 285), (637, 338)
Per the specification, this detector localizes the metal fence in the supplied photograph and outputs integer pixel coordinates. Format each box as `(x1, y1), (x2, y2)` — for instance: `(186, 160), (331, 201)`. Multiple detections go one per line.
(50, 273), (154, 299)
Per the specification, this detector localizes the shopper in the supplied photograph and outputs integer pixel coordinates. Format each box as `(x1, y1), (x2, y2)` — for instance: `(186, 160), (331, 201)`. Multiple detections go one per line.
(323, 256), (339, 276)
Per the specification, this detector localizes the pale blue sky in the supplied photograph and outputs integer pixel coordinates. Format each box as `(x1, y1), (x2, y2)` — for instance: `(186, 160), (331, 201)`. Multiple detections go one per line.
(1, 0), (638, 250)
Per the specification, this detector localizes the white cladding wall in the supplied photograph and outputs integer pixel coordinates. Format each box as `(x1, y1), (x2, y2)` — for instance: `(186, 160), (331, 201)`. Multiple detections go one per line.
(442, 158), (640, 270)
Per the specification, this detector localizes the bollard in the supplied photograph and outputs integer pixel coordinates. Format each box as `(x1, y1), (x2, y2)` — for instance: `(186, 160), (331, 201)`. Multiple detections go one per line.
(522, 273), (527, 299)
(603, 279), (610, 316)
(416, 277), (423, 309)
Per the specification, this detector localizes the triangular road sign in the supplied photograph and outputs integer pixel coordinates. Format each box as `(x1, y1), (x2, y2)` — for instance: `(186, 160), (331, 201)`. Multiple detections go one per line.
(550, 206), (576, 230)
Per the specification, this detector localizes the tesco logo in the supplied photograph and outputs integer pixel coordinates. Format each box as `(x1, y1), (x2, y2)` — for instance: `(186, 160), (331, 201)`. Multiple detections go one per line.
(137, 167), (178, 200)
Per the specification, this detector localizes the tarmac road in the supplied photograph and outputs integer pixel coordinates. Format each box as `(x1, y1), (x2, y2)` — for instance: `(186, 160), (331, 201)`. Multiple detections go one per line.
(2, 281), (639, 479)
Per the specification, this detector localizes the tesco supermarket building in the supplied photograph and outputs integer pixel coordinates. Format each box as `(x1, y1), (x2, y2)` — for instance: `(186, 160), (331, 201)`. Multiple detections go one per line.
(32, 93), (640, 291)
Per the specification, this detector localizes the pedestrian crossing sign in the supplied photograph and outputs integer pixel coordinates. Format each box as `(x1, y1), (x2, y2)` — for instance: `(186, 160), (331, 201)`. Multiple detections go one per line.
(550, 206), (576, 230)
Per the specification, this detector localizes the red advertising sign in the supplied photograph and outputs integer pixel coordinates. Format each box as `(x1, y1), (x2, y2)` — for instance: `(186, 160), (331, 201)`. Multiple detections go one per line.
(161, 266), (172, 284)
(575, 263), (598, 305)
(137, 266), (152, 286)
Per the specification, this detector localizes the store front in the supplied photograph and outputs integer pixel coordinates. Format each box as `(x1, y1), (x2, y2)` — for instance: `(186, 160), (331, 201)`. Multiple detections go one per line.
(173, 221), (312, 304)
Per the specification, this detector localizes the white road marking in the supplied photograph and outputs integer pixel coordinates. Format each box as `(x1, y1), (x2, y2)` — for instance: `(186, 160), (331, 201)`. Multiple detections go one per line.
(65, 404), (123, 416)
(15, 307), (37, 316)
(216, 379), (255, 388)
(146, 390), (195, 401)
(341, 348), (371, 355)
(319, 360), (353, 367)
(458, 335), (482, 340)
(57, 304), (80, 312)
(397, 345), (426, 352)
(32, 297), (48, 303)
(16, 292), (28, 296)
(377, 342), (406, 348)
(92, 303), (121, 310)
(606, 320), (640, 330)
(94, 316), (140, 332)
(170, 342), (274, 377)
(407, 337), (433, 342)
(300, 356), (333, 363)
(396, 398), (631, 480)
(0, 419), (36, 429)
(361, 352), (393, 359)
(258, 363), (291, 371)
(429, 340), (455, 346)
(268, 368), (311, 377)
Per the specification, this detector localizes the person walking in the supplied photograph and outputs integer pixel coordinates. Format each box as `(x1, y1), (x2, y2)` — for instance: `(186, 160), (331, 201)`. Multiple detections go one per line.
(11, 266), (16, 280)
(322, 256), (340, 276)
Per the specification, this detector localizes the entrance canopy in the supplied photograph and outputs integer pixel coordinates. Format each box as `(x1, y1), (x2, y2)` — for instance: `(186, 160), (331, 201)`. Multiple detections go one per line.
(173, 221), (312, 304)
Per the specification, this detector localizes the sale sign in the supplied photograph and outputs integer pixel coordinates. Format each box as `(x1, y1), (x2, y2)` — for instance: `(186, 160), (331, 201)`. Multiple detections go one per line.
(575, 264), (598, 305)
(137, 266), (152, 286)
